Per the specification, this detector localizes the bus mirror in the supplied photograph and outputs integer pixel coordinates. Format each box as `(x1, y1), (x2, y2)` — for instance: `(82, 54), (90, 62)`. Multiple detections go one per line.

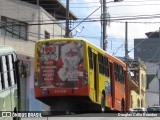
(21, 61), (27, 79)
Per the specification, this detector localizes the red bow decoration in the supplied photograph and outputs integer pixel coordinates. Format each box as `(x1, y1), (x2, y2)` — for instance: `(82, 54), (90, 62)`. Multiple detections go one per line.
(45, 47), (53, 53)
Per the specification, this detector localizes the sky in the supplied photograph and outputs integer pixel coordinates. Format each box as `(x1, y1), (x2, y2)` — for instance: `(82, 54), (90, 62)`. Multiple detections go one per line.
(61, 0), (160, 59)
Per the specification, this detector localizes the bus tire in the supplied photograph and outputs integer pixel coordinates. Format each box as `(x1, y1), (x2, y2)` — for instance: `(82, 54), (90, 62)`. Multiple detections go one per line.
(101, 94), (105, 113)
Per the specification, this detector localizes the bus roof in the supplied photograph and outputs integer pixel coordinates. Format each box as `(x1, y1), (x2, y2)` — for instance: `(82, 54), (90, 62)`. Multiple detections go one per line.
(0, 45), (15, 55)
(36, 38), (126, 67)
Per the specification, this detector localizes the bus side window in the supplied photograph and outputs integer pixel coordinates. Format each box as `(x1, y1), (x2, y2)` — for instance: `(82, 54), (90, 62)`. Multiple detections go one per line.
(2, 56), (9, 89)
(88, 47), (93, 69)
(8, 55), (15, 86)
(0, 74), (2, 90)
(12, 54), (17, 84)
(114, 63), (118, 81)
(98, 53), (104, 74)
(119, 66), (124, 84)
(0, 57), (2, 90)
(103, 57), (109, 77)
(6, 56), (11, 87)
(12, 52), (17, 62)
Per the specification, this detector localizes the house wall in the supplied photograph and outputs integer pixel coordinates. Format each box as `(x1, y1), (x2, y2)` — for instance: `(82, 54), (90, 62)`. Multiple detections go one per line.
(139, 65), (146, 108)
(129, 62), (146, 108)
(134, 38), (160, 63)
(0, 0), (65, 111)
(146, 77), (159, 107)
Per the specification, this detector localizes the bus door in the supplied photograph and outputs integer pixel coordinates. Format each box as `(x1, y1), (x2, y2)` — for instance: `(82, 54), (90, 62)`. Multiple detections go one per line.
(109, 62), (115, 108)
(93, 53), (99, 102)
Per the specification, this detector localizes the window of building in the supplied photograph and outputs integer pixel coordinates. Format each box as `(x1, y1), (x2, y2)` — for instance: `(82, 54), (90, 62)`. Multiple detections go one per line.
(137, 47), (141, 52)
(141, 99), (143, 107)
(141, 74), (146, 87)
(45, 30), (50, 39)
(1, 16), (28, 40)
(141, 74), (144, 86)
(150, 47), (153, 51)
(143, 47), (146, 51)
(137, 99), (140, 107)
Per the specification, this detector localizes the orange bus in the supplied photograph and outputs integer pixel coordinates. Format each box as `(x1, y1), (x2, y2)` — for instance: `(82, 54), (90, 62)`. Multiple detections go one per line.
(34, 38), (129, 112)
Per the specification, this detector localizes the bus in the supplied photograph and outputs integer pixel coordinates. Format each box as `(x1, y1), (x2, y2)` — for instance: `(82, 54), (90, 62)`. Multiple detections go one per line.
(0, 45), (20, 118)
(34, 38), (129, 112)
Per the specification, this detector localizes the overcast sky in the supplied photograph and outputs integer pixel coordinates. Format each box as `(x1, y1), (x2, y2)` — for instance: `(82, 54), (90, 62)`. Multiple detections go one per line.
(62, 0), (160, 58)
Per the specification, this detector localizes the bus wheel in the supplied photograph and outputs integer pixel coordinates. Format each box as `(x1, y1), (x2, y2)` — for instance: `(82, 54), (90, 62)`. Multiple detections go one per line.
(101, 94), (105, 113)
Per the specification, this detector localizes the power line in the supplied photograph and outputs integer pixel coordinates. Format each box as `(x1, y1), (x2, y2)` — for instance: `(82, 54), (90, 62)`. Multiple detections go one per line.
(147, 46), (160, 62)
(4, 17), (160, 24)
(128, 30), (158, 53)
(70, 5), (101, 32)
(112, 43), (125, 56)
(108, 3), (160, 8)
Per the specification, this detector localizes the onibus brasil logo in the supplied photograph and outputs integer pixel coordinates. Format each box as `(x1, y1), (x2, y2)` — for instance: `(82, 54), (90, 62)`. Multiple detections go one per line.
(1, 112), (42, 117)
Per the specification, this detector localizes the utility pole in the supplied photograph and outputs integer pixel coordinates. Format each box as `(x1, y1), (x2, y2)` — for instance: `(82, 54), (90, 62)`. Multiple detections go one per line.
(102, 0), (107, 51)
(37, 0), (41, 39)
(125, 22), (128, 58)
(101, 0), (123, 51)
(65, 0), (70, 37)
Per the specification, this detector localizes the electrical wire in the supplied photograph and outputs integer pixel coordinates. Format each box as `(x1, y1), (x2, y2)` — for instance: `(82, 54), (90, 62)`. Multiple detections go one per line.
(112, 43), (125, 56)
(128, 30), (159, 54)
(70, 5), (102, 32)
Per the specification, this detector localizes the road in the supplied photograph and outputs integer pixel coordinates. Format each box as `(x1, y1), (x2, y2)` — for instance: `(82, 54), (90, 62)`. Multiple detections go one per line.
(21, 112), (160, 120)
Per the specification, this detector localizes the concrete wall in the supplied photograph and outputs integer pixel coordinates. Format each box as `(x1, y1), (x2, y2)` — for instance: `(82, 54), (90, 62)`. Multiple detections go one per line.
(146, 76), (160, 107)
(134, 38), (160, 63)
(146, 91), (159, 107)
(129, 63), (146, 108)
(130, 90), (141, 108)
(0, 0), (65, 56)
(139, 65), (146, 108)
(0, 0), (66, 111)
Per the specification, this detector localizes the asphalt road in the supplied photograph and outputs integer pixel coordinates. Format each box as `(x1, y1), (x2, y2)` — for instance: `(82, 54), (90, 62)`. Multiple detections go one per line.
(21, 112), (160, 120)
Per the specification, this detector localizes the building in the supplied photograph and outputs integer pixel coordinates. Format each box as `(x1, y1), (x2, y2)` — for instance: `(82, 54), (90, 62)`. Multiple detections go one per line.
(146, 76), (159, 107)
(119, 57), (146, 108)
(134, 38), (160, 63)
(129, 59), (146, 108)
(134, 30), (160, 107)
(0, 0), (77, 111)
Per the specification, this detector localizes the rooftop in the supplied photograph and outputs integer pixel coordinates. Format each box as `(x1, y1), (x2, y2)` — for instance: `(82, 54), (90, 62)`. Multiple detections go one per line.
(20, 0), (77, 20)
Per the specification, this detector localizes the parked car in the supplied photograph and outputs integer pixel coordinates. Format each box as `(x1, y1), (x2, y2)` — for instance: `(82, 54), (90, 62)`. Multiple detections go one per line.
(147, 106), (160, 113)
(129, 108), (146, 113)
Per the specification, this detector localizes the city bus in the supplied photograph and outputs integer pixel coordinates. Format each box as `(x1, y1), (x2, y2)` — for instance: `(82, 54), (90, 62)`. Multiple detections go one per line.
(0, 45), (20, 118)
(34, 38), (129, 112)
